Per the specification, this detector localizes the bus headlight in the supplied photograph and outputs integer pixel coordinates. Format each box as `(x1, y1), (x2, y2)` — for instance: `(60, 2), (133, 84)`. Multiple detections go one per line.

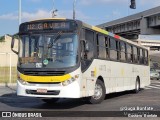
(18, 79), (29, 85)
(17, 71), (29, 85)
(62, 74), (79, 86)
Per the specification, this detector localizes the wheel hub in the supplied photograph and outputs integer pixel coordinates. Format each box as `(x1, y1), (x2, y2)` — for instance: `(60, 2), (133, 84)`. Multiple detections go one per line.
(136, 81), (139, 90)
(93, 84), (102, 100)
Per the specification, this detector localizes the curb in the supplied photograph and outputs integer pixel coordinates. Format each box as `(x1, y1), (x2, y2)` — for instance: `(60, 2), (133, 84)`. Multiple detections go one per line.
(0, 83), (17, 87)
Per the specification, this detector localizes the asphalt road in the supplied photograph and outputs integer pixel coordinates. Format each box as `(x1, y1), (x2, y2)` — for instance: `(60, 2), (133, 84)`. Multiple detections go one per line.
(0, 80), (160, 119)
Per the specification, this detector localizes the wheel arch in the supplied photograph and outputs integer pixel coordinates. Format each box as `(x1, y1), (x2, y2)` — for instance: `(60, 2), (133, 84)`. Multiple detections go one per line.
(97, 76), (104, 84)
(87, 76), (106, 104)
(97, 76), (106, 90)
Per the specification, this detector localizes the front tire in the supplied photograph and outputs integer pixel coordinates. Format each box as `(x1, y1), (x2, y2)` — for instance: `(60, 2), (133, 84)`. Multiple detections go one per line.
(88, 80), (106, 104)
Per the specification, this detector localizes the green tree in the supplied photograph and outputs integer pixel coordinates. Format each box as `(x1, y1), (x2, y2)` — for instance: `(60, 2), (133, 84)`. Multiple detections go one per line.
(0, 36), (5, 42)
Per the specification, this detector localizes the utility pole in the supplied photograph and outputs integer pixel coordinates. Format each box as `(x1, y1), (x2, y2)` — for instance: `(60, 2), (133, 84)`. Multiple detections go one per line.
(19, 0), (22, 25)
(73, 0), (76, 20)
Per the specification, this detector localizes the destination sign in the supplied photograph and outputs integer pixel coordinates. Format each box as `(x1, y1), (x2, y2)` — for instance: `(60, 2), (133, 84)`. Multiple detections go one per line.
(27, 22), (69, 30)
(19, 21), (77, 33)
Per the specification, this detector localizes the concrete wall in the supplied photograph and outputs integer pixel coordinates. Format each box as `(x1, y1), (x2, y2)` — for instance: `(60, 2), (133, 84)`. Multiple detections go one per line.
(0, 35), (18, 67)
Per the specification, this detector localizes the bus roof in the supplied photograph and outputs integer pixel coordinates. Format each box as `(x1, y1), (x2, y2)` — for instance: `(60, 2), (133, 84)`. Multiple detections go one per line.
(26, 18), (148, 50)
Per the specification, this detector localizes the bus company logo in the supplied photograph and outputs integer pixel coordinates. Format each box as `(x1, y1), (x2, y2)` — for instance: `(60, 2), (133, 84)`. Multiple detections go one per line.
(2, 112), (11, 117)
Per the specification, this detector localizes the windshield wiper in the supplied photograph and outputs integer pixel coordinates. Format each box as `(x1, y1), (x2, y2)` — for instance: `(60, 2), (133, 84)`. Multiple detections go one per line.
(48, 31), (62, 48)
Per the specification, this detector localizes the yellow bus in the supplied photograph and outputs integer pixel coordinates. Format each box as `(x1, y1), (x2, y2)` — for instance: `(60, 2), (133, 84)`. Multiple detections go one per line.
(11, 18), (150, 104)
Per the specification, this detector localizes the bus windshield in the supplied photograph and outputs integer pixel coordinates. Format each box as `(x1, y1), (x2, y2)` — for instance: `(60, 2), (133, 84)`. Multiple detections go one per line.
(19, 33), (79, 69)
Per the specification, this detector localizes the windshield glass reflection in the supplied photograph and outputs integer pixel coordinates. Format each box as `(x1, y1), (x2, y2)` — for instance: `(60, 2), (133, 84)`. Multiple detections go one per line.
(19, 34), (78, 68)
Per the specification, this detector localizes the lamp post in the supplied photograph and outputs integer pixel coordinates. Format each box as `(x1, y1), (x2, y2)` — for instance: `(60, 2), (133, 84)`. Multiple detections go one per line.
(19, 0), (22, 25)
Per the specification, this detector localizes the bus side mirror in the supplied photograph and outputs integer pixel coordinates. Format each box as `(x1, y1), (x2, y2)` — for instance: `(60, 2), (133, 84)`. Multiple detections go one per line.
(11, 37), (15, 49)
(11, 37), (18, 55)
(80, 40), (89, 53)
(85, 42), (89, 52)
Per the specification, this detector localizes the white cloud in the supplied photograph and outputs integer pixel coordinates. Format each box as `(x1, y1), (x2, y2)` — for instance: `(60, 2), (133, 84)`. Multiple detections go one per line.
(140, 0), (160, 7)
(22, 10), (51, 21)
(80, 0), (127, 5)
(22, 9), (90, 21)
(80, 0), (160, 9)
(0, 10), (50, 21)
(29, 0), (42, 3)
(57, 10), (90, 20)
(0, 9), (90, 22)
(0, 13), (18, 20)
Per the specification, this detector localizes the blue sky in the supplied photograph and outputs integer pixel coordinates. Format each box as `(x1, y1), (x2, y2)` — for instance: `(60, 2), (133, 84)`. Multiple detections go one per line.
(0, 0), (160, 36)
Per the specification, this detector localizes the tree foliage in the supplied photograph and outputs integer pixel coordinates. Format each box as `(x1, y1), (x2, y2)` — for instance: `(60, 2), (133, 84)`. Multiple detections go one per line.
(0, 34), (19, 43)
(0, 36), (5, 42)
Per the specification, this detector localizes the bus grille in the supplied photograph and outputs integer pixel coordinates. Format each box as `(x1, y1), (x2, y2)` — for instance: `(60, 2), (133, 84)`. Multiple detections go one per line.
(23, 71), (66, 76)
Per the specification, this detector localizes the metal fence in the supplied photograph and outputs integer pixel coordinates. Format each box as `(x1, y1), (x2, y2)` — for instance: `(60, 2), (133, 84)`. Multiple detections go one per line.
(0, 53), (17, 83)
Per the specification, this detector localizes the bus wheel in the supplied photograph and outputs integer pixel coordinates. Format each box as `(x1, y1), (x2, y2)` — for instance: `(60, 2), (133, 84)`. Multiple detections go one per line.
(41, 98), (59, 104)
(88, 80), (106, 104)
(134, 78), (140, 93)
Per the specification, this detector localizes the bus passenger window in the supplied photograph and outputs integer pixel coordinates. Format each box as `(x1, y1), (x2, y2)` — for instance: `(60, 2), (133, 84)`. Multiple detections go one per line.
(140, 49), (144, 64)
(116, 41), (119, 60)
(110, 38), (117, 60)
(105, 37), (109, 58)
(137, 48), (140, 64)
(126, 44), (132, 63)
(133, 47), (138, 63)
(131, 46), (133, 63)
(120, 42), (126, 61)
(97, 35), (106, 59)
(144, 50), (148, 65)
(142, 49), (145, 65)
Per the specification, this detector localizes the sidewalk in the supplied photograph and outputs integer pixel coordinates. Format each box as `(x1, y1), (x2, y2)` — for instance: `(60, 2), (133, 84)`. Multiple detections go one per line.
(0, 83), (16, 87)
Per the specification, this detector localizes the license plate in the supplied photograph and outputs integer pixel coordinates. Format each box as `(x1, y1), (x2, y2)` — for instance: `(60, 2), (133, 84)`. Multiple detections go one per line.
(37, 89), (47, 93)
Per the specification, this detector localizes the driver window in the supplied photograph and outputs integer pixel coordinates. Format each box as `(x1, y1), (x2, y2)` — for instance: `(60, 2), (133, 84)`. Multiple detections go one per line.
(81, 29), (94, 71)
(84, 29), (94, 60)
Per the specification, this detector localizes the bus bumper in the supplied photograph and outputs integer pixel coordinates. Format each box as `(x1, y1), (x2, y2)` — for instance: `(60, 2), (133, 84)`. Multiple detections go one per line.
(17, 80), (81, 98)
